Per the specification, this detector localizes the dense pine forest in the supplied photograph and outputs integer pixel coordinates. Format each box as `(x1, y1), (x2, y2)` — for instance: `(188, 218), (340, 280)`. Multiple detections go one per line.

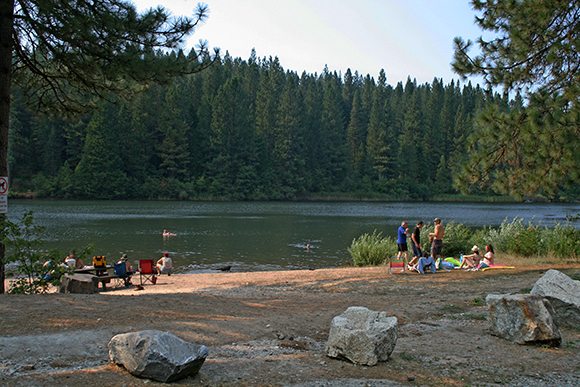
(9, 50), (515, 201)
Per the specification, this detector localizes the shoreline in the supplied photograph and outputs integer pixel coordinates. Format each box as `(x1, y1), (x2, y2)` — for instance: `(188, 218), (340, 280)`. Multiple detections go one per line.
(4, 262), (579, 296)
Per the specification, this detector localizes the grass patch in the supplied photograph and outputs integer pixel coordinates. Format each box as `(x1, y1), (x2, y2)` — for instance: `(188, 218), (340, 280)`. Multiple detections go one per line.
(569, 272), (580, 281)
(440, 303), (467, 314)
(464, 312), (487, 321)
(399, 352), (419, 362)
(471, 297), (485, 306)
(448, 312), (487, 321)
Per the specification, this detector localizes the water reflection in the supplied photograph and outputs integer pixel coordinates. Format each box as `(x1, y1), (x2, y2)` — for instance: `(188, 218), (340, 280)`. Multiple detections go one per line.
(8, 200), (580, 271)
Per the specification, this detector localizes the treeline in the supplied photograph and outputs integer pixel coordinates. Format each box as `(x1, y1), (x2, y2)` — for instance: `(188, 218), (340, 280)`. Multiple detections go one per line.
(9, 50), (514, 200)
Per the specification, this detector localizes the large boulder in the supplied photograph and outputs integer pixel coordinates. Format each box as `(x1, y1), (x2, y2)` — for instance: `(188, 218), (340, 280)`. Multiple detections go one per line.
(530, 269), (580, 328)
(486, 294), (561, 346)
(59, 273), (98, 294)
(108, 330), (208, 382)
(325, 306), (397, 366)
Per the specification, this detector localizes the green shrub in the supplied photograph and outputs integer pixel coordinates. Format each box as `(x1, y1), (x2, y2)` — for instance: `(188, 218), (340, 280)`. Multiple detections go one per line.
(353, 219), (578, 266)
(348, 230), (395, 266)
(540, 224), (580, 258)
(442, 222), (475, 256)
(1, 212), (69, 294)
(420, 222), (475, 257)
(486, 218), (541, 257)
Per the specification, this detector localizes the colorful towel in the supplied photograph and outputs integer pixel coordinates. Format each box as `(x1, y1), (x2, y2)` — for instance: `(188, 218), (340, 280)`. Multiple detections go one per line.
(444, 257), (461, 267)
(481, 265), (515, 272)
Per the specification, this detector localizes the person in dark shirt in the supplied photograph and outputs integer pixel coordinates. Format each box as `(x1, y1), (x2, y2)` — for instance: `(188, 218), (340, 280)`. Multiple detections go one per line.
(408, 221), (424, 271)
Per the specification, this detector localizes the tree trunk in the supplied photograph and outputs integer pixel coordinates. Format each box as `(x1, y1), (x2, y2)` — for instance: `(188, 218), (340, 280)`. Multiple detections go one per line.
(0, 0), (15, 294)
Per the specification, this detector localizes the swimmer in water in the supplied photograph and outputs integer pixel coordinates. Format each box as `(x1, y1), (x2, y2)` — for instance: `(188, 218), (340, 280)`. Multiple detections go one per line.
(162, 229), (176, 237)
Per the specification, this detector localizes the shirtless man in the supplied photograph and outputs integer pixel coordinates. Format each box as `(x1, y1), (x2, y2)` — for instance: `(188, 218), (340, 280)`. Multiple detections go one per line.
(429, 218), (445, 261)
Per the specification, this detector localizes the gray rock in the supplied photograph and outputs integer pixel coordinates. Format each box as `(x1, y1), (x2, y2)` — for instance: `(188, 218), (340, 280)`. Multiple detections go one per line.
(486, 294), (561, 346)
(108, 330), (208, 382)
(530, 269), (580, 328)
(59, 274), (97, 294)
(325, 306), (397, 366)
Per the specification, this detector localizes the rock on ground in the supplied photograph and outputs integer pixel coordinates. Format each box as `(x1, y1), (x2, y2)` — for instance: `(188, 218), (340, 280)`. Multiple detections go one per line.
(108, 330), (208, 383)
(59, 274), (97, 294)
(325, 306), (397, 366)
(530, 269), (580, 328)
(486, 293), (561, 346)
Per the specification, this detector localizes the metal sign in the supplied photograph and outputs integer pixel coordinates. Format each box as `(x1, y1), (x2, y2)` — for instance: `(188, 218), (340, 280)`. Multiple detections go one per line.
(0, 195), (7, 214)
(0, 177), (7, 195)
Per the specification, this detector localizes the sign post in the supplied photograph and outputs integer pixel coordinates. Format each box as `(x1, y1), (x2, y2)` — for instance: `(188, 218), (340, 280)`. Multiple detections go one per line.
(0, 176), (8, 214)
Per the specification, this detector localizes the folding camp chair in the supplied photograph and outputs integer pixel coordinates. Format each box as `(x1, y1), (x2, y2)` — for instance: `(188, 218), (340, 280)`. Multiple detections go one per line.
(139, 259), (157, 285)
(388, 256), (407, 274)
(113, 262), (132, 287)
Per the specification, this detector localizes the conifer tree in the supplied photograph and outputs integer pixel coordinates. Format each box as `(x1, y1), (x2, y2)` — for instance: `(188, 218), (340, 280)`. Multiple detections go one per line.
(0, 0), (215, 291)
(366, 72), (390, 181)
(452, 0), (579, 198)
(319, 72), (347, 190)
(346, 91), (366, 180)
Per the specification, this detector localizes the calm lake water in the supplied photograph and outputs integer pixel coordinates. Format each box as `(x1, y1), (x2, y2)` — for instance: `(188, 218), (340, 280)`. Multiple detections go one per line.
(8, 200), (580, 271)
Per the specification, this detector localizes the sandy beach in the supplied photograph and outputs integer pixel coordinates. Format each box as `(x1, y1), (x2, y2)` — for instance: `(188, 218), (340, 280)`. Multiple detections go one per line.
(1, 264), (579, 386)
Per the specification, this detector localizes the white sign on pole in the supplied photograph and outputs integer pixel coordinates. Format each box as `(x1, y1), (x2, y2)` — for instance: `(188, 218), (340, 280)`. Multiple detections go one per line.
(0, 195), (7, 214)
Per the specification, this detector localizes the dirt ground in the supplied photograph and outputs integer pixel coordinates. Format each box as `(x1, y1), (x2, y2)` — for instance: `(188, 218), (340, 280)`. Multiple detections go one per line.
(1, 264), (579, 386)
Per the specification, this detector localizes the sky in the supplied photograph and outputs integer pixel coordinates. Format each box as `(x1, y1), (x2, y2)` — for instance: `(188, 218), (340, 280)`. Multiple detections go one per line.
(133, 0), (484, 85)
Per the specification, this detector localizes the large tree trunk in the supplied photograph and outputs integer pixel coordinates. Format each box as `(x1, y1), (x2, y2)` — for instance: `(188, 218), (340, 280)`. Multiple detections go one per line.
(0, 0), (14, 294)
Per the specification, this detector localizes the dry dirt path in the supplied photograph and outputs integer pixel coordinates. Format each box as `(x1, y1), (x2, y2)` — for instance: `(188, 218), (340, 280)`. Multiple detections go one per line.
(1, 265), (579, 386)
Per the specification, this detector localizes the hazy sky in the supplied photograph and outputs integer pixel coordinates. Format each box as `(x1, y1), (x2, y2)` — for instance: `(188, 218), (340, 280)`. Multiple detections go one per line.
(134, 0), (483, 85)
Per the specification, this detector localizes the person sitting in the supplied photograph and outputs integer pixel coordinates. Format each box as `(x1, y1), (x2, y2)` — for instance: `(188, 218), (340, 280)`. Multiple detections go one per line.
(475, 244), (495, 270)
(63, 251), (77, 268)
(157, 252), (173, 276)
(42, 260), (56, 281)
(460, 245), (482, 270)
(116, 254), (134, 286)
(74, 256), (85, 270)
(417, 252), (436, 274)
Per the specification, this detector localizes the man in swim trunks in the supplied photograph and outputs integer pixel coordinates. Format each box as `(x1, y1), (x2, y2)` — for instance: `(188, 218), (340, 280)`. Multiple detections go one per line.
(429, 218), (445, 261)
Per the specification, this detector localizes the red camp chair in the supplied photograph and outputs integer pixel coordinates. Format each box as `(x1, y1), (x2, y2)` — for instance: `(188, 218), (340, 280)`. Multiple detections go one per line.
(139, 259), (157, 285)
(389, 257), (406, 274)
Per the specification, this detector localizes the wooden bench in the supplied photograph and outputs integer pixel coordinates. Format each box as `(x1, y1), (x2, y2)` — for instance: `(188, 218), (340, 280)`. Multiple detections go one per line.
(92, 274), (120, 291)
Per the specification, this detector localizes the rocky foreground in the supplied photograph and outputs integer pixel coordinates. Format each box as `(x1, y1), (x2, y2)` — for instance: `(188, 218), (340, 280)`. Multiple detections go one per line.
(1, 265), (579, 386)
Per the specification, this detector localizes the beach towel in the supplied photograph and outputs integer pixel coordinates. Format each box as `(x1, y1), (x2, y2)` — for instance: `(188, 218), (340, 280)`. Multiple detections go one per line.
(444, 257), (461, 267)
(480, 265), (515, 272)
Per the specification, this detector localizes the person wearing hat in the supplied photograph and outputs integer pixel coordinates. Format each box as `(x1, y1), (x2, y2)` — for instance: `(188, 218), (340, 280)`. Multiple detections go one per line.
(116, 254), (134, 286)
(459, 245), (482, 270)
(429, 218), (445, 261)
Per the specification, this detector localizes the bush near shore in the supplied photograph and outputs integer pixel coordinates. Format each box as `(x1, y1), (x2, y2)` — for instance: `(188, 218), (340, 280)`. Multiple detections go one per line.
(349, 218), (580, 266)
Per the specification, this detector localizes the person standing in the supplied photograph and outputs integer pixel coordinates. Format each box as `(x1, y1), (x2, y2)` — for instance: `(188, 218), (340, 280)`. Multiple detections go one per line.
(396, 221), (409, 269)
(429, 218), (445, 261)
(408, 221), (424, 270)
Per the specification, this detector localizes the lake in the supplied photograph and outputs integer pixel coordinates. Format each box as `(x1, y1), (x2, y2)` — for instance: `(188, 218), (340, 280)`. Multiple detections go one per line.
(8, 200), (580, 271)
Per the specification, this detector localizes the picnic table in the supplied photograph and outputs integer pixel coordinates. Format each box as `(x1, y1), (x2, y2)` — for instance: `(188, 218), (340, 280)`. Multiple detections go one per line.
(74, 265), (122, 291)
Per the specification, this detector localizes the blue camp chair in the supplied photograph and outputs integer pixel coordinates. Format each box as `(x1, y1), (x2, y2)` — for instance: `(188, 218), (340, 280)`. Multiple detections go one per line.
(113, 262), (132, 287)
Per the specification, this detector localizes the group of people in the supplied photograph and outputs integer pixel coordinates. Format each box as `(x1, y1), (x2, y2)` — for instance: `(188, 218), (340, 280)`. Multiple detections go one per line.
(60, 250), (174, 277)
(395, 218), (495, 274)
